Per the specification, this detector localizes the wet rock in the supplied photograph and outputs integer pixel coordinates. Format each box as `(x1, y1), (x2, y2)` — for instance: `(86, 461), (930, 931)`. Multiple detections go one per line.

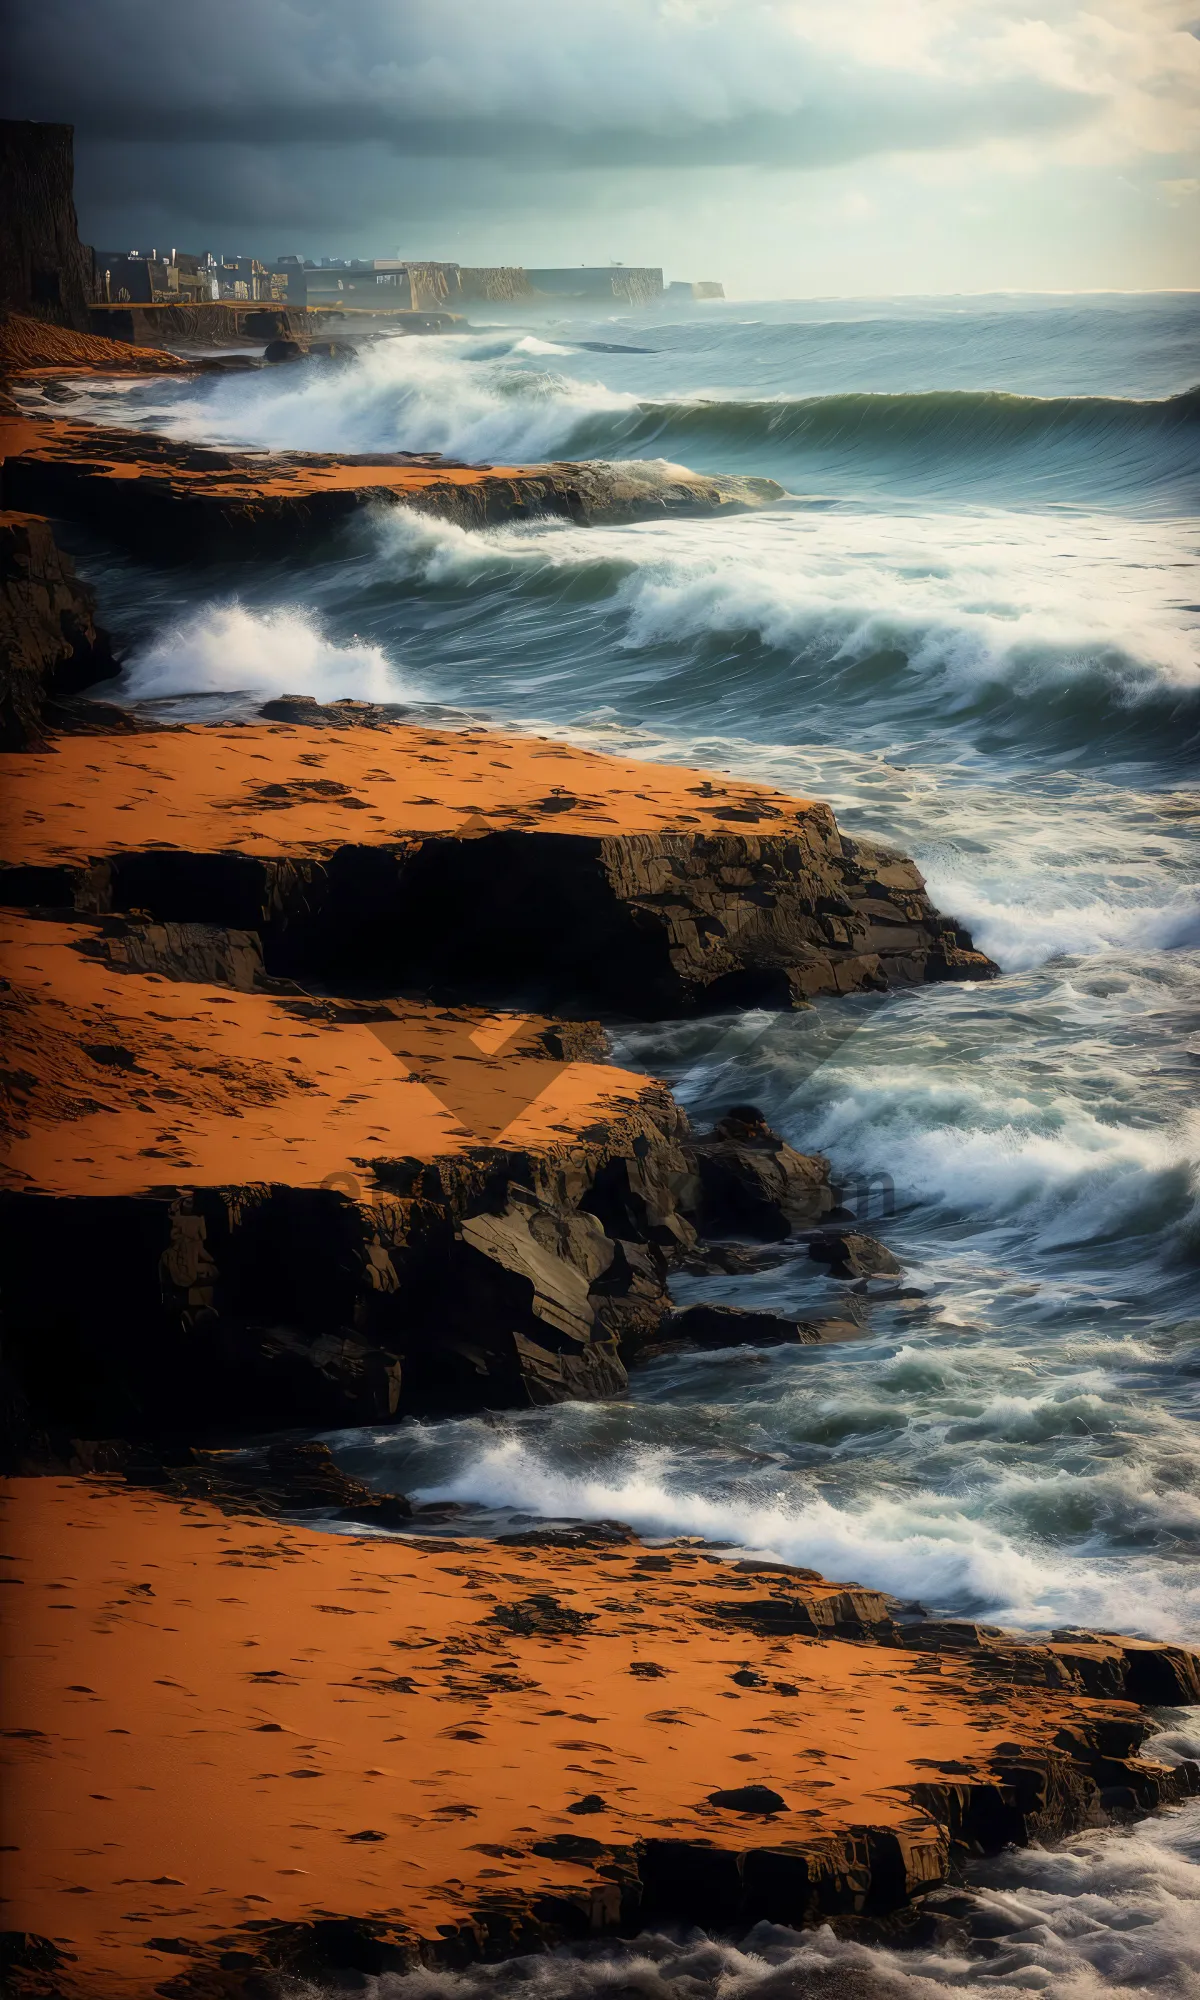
(258, 693), (412, 727)
(680, 1242), (787, 1276)
(660, 1304), (823, 1348)
(263, 337), (307, 362)
(808, 1231), (901, 1279)
(686, 1106), (833, 1240)
(498, 1520), (637, 1549)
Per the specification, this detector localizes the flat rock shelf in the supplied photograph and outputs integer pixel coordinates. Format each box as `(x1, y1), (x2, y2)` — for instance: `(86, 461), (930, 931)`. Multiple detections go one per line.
(0, 409), (785, 554)
(1, 1478), (1197, 2000)
(0, 718), (995, 1010)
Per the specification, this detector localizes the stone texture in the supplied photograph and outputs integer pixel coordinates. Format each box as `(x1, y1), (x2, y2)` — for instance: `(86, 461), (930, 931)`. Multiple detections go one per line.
(0, 510), (113, 748)
(4, 1480), (1198, 2000)
(688, 1104), (835, 1237)
(0, 122), (96, 330)
(809, 1230), (903, 1279)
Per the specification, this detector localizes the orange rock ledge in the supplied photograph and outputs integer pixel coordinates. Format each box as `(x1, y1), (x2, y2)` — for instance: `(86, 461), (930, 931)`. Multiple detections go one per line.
(0, 718), (995, 1011)
(2, 1477), (1197, 1999)
(0, 408), (783, 555)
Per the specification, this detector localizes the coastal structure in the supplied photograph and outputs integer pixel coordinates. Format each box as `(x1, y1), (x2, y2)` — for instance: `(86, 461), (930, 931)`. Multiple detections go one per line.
(527, 265), (664, 305)
(668, 278), (725, 300)
(95, 248), (220, 305)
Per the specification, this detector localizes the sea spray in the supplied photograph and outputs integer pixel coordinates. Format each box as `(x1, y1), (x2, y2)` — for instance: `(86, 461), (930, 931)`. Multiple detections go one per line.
(120, 602), (408, 703)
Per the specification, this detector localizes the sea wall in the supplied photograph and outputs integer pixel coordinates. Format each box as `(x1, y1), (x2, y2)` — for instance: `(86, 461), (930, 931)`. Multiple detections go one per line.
(457, 265), (538, 303)
(86, 301), (311, 347)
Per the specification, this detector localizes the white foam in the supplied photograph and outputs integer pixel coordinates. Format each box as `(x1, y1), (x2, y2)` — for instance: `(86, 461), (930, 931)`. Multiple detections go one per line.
(123, 329), (636, 462)
(606, 506), (1199, 698)
(793, 1063), (1200, 1250)
(119, 603), (407, 703)
(922, 871), (1200, 969)
(363, 501), (1200, 700)
(372, 1807), (1200, 1998)
(413, 1435), (1200, 1640)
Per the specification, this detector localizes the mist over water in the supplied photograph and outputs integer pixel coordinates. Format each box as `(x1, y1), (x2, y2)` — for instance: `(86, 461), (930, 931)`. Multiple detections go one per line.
(65, 294), (1200, 1986)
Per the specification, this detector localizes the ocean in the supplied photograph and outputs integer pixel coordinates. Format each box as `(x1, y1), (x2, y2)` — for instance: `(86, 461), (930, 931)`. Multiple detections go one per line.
(56, 292), (1200, 1993)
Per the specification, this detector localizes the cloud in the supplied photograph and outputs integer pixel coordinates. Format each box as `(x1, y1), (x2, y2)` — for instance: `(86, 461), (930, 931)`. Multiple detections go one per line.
(0, 0), (1111, 167)
(1, 0), (1196, 283)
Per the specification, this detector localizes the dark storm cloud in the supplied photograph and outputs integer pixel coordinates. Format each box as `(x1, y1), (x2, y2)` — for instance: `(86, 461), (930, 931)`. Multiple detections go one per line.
(0, 0), (1104, 247)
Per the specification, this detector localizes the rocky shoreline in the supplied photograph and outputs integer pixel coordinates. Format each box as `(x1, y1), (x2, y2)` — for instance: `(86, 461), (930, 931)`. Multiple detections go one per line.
(0, 406), (784, 558)
(1, 362), (1197, 1999)
(3, 1477), (1198, 2000)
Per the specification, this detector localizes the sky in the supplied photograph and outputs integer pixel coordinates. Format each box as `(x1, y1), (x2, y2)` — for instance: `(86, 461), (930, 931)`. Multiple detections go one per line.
(2, 0), (1198, 295)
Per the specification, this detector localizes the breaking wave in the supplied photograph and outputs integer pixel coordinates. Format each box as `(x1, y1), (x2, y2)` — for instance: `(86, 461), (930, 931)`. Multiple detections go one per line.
(119, 602), (406, 703)
(73, 330), (1200, 505)
(790, 1065), (1200, 1252)
(408, 1440), (1200, 1640)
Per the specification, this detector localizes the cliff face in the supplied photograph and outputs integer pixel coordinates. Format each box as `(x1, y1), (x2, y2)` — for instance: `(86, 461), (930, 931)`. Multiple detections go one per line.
(0, 909), (839, 1440)
(0, 121), (96, 331)
(0, 717), (996, 1008)
(0, 511), (114, 747)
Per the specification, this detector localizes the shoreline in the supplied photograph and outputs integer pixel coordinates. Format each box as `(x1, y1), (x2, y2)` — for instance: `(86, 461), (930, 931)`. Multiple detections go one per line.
(3, 1475), (1197, 2000)
(2, 346), (1197, 1994)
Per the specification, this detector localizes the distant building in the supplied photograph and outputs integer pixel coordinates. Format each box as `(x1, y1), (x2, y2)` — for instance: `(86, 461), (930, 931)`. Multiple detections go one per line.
(277, 259), (417, 307)
(96, 248), (219, 304)
(209, 256), (282, 303)
(668, 280), (725, 301)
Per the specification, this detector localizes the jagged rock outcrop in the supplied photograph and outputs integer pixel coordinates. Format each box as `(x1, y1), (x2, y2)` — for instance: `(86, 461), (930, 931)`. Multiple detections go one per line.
(0, 903), (880, 1440)
(0, 912), (853, 1440)
(810, 1228), (902, 1278)
(659, 1303), (826, 1348)
(0, 122), (96, 330)
(688, 1104), (835, 1236)
(0, 510), (114, 747)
